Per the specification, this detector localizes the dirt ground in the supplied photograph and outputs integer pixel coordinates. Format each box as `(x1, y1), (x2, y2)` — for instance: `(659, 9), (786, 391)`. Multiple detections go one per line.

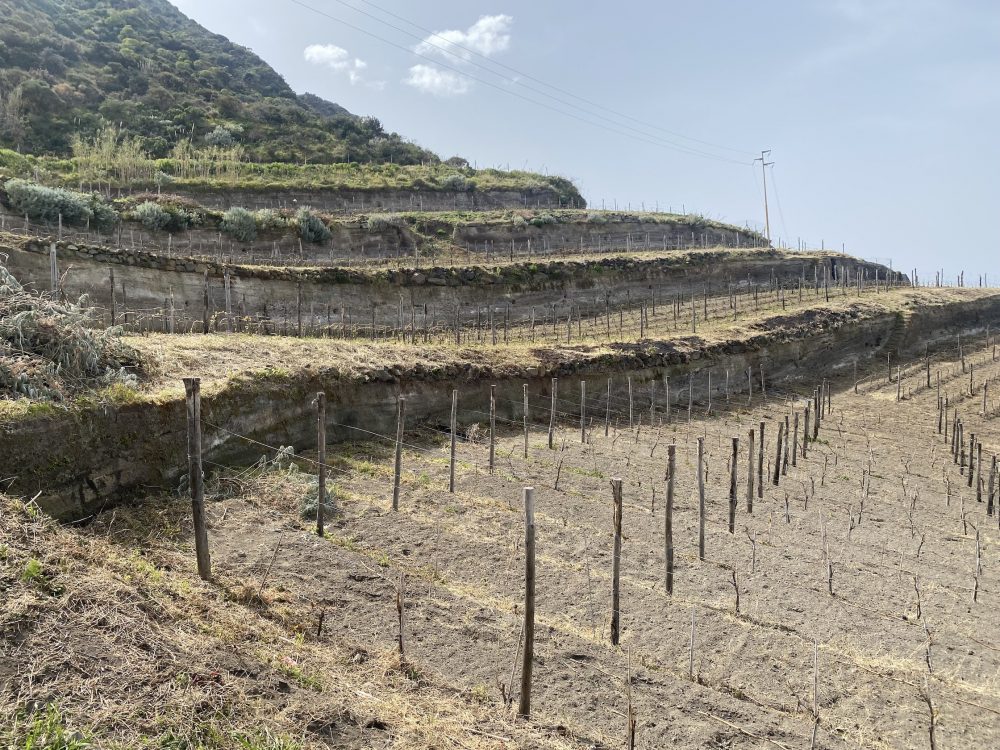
(5, 339), (1000, 748)
(194, 340), (1000, 748)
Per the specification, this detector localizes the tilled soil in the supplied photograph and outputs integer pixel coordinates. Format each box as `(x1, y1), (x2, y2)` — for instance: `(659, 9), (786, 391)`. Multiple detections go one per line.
(208, 343), (1000, 749)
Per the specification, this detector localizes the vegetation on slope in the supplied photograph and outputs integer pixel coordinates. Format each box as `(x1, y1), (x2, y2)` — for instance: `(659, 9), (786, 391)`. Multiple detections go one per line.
(0, 0), (433, 164)
(0, 260), (144, 401)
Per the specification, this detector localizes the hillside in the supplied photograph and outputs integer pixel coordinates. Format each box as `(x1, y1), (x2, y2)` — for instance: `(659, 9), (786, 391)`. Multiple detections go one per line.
(0, 0), (434, 164)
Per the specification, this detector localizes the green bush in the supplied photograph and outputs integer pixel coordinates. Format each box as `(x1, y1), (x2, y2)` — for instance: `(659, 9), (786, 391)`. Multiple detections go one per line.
(88, 195), (118, 231)
(441, 173), (469, 191)
(295, 207), (331, 244)
(131, 201), (171, 231)
(220, 206), (257, 242)
(4, 178), (93, 226)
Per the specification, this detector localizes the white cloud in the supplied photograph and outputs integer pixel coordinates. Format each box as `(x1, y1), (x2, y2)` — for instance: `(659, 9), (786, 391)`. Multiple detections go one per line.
(303, 43), (383, 87)
(405, 15), (513, 96)
(415, 14), (513, 62)
(404, 64), (471, 97)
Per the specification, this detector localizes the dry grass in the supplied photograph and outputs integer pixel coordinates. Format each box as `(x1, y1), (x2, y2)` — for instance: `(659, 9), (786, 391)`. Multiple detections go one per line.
(122, 287), (1000, 401)
(0, 490), (586, 749)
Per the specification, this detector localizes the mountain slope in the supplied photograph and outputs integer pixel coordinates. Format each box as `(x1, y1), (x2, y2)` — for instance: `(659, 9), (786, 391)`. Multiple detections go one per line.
(0, 0), (435, 164)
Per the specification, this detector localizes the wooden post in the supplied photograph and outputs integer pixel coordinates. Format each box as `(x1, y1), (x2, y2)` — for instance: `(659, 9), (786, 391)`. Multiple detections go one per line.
(523, 384), (529, 459)
(316, 392), (327, 535)
(629, 376), (635, 428)
(109, 267), (116, 326)
(793, 411), (799, 467)
(729, 436), (738, 533)
(667, 444), (677, 588)
(772, 420), (784, 486)
(548, 378), (558, 449)
(183, 378), (211, 580)
(988, 456), (997, 516)
(605, 377), (612, 437)
(757, 421), (765, 499)
(803, 405), (811, 458)
(698, 437), (705, 560)
(580, 380), (587, 443)
(489, 384), (497, 474)
(687, 372), (693, 423)
(449, 390), (457, 493)
(747, 428), (755, 512)
(518, 487), (536, 719)
(202, 270), (209, 334)
(611, 478), (624, 646)
(392, 396), (405, 511)
(976, 442), (983, 502)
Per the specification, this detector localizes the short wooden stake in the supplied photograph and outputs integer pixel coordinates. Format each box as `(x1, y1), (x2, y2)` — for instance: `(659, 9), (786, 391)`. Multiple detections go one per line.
(746, 428), (755, 512)
(580, 380), (587, 443)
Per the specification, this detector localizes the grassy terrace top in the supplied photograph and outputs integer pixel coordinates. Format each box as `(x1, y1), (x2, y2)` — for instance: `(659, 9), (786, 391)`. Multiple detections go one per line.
(0, 148), (582, 201)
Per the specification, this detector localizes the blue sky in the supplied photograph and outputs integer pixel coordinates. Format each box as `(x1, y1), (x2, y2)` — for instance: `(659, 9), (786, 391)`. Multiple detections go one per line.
(170, 0), (999, 278)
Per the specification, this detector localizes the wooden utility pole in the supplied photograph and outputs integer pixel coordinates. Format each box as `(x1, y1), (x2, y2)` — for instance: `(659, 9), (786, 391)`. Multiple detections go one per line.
(754, 150), (774, 242)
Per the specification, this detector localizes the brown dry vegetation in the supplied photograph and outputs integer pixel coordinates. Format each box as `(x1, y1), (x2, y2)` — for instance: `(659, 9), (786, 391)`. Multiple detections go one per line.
(126, 286), (998, 397)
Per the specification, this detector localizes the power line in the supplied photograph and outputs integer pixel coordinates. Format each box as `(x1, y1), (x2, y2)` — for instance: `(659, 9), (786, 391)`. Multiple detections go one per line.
(753, 150), (774, 242)
(285, 0), (752, 166)
(335, 0), (756, 159)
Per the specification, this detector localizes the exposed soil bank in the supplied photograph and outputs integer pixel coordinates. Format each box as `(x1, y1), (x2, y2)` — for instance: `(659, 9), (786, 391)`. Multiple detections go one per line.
(3, 237), (898, 328)
(2, 293), (998, 520)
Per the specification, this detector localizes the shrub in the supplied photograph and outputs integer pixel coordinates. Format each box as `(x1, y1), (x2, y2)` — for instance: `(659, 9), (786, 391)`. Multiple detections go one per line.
(220, 206), (257, 242)
(296, 207), (331, 244)
(364, 213), (397, 233)
(4, 178), (93, 226)
(131, 201), (171, 231)
(529, 212), (558, 227)
(587, 212), (609, 224)
(441, 173), (469, 191)
(254, 208), (286, 232)
(88, 195), (118, 231)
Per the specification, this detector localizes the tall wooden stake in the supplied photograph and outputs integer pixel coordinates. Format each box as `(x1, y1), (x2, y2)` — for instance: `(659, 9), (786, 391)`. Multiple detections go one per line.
(183, 378), (211, 580)
(667, 445), (677, 589)
(611, 478), (624, 646)
(518, 487), (536, 719)
(392, 396), (405, 511)
(449, 390), (457, 493)
(315, 391), (327, 535)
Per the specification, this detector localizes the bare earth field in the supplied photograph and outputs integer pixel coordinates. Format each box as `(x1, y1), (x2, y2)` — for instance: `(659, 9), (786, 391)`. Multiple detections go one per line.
(6, 336), (998, 748)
